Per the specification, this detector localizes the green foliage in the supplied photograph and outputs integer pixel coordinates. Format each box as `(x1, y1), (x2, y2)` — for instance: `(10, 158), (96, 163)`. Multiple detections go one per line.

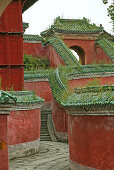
(102, 0), (114, 30)
(24, 54), (50, 71)
(107, 2), (114, 30)
(85, 78), (101, 87)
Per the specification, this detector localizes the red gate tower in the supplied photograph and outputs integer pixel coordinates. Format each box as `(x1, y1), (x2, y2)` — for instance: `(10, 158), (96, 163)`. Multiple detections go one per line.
(0, 0), (24, 90)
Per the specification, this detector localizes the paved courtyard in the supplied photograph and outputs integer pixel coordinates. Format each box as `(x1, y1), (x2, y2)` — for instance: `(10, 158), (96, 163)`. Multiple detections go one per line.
(9, 141), (70, 170)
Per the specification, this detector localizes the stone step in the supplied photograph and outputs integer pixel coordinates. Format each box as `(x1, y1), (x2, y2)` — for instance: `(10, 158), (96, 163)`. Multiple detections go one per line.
(40, 109), (52, 141)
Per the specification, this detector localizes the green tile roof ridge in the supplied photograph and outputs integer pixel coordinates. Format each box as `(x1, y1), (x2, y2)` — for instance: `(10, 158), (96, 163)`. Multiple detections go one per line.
(9, 91), (44, 106)
(63, 85), (114, 108)
(49, 68), (68, 104)
(24, 64), (114, 80)
(41, 16), (103, 36)
(96, 38), (114, 61)
(68, 64), (114, 76)
(0, 90), (17, 104)
(43, 36), (80, 66)
(23, 34), (43, 41)
(24, 70), (50, 80)
(48, 66), (114, 108)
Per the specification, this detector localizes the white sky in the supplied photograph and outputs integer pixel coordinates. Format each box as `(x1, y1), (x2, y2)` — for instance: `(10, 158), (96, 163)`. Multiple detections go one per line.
(23, 0), (113, 35)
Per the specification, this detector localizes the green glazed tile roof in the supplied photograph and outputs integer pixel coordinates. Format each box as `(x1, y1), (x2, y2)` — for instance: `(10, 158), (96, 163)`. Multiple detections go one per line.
(41, 16), (103, 37)
(43, 36), (80, 66)
(22, 0), (39, 13)
(9, 91), (44, 106)
(23, 22), (29, 32)
(24, 70), (50, 80)
(49, 68), (68, 104)
(0, 90), (17, 104)
(23, 34), (43, 42)
(68, 64), (114, 77)
(48, 66), (114, 108)
(96, 38), (114, 61)
(64, 85), (114, 108)
(24, 64), (114, 81)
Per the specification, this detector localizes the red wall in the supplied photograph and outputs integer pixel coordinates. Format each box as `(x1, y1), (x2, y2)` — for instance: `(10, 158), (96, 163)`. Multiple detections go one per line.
(23, 42), (46, 58)
(24, 80), (52, 103)
(45, 45), (65, 68)
(8, 109), (41, 145)
(52, 97), (68, 133)
(69, 76), (114, 90)
(63, 39), (111, 64)
(95, 45), (111, 64)
(68, 115), (114, 169)
(0, 115), (9, 170)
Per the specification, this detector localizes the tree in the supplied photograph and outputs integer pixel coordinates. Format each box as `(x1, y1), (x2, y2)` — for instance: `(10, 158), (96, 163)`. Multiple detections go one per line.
(102, 0), (114, 31)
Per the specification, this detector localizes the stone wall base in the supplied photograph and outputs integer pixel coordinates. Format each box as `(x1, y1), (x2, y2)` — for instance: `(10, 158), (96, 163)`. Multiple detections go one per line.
(9, 138), (40, 159)
(70, 160), (99, 170)
(52, 119), (68, 143)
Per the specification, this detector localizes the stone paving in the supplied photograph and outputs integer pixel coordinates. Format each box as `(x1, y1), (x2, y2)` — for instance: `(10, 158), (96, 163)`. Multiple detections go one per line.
(9, 141), (70, 170)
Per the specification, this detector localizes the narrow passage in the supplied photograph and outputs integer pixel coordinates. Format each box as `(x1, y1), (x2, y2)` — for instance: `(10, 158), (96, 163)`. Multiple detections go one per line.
(9, 141), (70, 170)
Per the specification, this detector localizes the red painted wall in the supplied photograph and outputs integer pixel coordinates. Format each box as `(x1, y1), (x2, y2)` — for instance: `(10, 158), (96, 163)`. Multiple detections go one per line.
(63, 39), (96, 64)
(63, 39), (111, 64)
(95, 45), (111, 64)
(24, 80), (52, 103)
(8, 109), (41, 145)
(68, 115), (114, 169)
(0, 115), (9, 170)
(45, 45), (65, 68)
(52, 97), (68, 133)
(69, 76), (114, 90)
(0, 0), (24, 90)
(23, 42), (46, 58)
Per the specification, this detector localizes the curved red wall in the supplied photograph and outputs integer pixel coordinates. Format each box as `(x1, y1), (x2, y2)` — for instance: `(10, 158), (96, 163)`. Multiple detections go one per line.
(69, 76), (114, 90)
(0, 115), (9, 170)
(52, 97), (68, 133)
(68, 115), (114, 169)
(8, 108), (41, 145)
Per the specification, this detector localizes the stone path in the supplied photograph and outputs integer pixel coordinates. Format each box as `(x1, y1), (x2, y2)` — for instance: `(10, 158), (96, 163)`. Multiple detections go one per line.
(9, 141), (70, 170)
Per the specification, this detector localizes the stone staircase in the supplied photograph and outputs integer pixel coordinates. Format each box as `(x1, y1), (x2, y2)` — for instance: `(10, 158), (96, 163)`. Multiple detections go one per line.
(40, 109), (52, 141)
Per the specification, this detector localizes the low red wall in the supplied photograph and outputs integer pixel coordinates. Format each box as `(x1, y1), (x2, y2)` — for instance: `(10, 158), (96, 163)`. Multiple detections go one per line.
(24, 80), (52, 103)
(45, 45), (65, 68)
(0, 115), (9, 170)
(69, 76), (114, 90)
(8, 108), (41, 145)
(23, 42), (46, 58)
(52, 98), (68, 133)
(68, 115), (114, 169)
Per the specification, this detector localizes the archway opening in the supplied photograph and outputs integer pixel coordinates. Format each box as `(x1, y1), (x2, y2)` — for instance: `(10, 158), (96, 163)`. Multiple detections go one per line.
(70, 46), (86, 65)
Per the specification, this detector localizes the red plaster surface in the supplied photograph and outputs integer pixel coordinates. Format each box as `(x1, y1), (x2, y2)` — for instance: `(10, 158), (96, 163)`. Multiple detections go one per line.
(63, 39), (111, 64)
(23, 43), (46, 58)
(8, 109), (41, 145)
(45, 46), (65, 68)
(69, 76), (114, 90)
(24, 81), (52, 103)
(95, 45), (112, 64)
(0, 0), (24, 91)
(52, 98), (68, 133)
(0, 116), (9, 170)
(68, 115), (114, 170)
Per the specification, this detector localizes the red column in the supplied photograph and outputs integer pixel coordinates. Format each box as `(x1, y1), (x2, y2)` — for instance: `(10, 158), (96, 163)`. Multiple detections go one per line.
(0, 0), (24, 90)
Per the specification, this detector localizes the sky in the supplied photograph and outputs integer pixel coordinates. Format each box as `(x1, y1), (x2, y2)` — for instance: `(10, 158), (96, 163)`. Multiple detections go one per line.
(23, 0), (113, 35)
